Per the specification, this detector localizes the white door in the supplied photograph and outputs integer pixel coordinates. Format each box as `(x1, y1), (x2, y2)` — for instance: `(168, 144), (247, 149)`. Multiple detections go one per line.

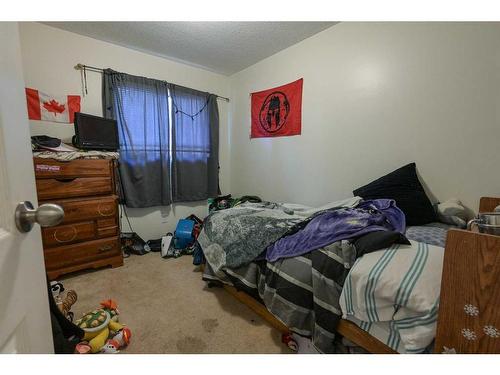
(0, 22), (54, 353)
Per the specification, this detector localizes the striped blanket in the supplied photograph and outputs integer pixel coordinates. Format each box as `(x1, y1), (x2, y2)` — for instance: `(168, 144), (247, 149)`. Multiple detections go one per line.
(203, 240), (357, 353)
(340, 240), (444, 353)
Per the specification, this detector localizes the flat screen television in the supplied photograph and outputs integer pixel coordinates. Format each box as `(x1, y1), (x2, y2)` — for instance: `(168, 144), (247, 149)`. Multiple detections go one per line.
(73, 112), (119, 151)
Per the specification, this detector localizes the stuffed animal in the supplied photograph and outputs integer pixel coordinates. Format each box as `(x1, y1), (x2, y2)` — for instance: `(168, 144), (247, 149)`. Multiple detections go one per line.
(50, 280), (77, 322)
(75, 300), (131, 353)
(59, 290), (77, 322)
(50, 281), (65, 297)
(100, 327), (132, 354)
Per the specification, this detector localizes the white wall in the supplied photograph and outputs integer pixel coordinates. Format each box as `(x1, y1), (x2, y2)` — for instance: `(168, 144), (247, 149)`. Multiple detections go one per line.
(19, 22), (231, 240)
(229, 22), (500, 214)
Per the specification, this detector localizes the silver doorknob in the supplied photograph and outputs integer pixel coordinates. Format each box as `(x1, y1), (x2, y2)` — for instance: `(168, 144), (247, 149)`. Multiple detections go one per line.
(15, 201), (64, 233)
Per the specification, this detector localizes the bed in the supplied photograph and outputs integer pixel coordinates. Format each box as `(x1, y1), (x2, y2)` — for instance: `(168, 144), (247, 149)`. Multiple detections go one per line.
(199, 196), (500, 354)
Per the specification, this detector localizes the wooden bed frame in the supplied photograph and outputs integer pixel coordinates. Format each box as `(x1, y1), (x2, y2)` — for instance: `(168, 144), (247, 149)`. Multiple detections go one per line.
(208, 197), (500, 354)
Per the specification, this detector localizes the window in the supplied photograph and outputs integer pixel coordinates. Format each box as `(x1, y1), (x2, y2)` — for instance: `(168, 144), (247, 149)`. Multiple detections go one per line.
(103, 70), (219, 208)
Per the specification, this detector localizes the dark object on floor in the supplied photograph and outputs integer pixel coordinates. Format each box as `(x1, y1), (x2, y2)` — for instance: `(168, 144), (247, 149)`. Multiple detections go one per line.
(121, 232), (150, 255)
(48, 279), (84, 354)
(207, 280), (223, 288)
(31, 135), (61, 150)
(146, 238), (162, 252)
(354, 230), (411, 257)
(353, 163), (436, 226)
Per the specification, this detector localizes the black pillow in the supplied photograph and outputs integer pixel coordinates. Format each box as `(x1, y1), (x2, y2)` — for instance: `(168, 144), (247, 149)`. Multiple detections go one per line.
(354, 230), (411, 257)
(353, 163), (436, 225)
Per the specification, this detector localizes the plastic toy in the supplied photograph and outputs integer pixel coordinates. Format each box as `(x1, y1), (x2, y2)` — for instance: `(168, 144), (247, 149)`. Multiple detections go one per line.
(75, 300), (130, 353)
(101, 327), (132, 354)
(281, 333), (298, 351)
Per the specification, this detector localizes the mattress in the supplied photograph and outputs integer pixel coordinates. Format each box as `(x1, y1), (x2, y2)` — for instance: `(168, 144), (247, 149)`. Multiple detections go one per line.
(340, 235), (447, 353)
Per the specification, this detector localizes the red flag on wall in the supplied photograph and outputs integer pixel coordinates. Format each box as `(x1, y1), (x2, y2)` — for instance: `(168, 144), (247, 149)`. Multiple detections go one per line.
(251, 78), (303, 138)
(25, 88), (81, 123)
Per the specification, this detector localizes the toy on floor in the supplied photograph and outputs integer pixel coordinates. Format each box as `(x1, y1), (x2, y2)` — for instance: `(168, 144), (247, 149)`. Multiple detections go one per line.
(101, 327), (132, 353)
(281, 332), (298, 351)
(75, 342), (92, 354)
(50, 280), (78, 322)
(60, 290), (78, 322)
(163, 215), (203, 258)
(74, 299), (131, 354)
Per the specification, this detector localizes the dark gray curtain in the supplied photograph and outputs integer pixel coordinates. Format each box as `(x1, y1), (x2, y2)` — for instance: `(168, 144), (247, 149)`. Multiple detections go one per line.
(102, 69), (171, 208)
(170, 85), (219, 202)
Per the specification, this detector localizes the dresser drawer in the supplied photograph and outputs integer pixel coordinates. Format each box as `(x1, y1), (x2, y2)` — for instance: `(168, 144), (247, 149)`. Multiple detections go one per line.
(34, 158), (112, 179)
(42, 221), (96, 247)
(97, 226), (119, 238)
(36, 177), (113, 200)
(46, 197), (118, 224)
(44, 237), (121, 270)
(97, 217), (118, 238)
(97, 217), (117, 227)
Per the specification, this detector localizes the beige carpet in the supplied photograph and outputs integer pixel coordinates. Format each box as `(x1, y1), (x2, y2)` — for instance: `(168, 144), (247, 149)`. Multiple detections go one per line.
(61, 253), (291, 354)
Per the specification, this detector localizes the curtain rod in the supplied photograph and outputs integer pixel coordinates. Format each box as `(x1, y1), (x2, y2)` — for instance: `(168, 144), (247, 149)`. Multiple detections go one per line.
(74, 63), (230, 102)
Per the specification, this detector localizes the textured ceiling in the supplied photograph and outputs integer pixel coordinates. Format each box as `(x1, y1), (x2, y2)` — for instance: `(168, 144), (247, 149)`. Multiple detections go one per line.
(42, 22), (336, 75)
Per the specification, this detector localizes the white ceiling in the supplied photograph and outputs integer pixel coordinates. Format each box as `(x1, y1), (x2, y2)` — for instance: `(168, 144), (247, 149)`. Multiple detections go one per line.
(42, 22), (336, 75)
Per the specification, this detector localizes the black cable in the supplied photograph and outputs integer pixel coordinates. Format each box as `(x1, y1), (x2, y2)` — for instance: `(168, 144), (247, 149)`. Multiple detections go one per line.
(122, 204), (134, 233)
(115, 160), (134, 258)
(117, 205), (129, 259)
(115, 162), (134, 233)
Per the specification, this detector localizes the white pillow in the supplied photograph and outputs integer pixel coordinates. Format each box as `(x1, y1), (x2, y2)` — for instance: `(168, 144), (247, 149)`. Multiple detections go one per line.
(437, 198), (467, 228)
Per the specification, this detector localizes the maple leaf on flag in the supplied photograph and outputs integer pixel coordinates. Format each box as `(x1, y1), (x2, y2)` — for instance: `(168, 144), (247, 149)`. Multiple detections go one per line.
(43, 99), (66, 115)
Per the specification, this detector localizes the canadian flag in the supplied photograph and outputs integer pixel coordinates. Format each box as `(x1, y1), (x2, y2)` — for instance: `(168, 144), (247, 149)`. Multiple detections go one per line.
(25, 88), (81, 123)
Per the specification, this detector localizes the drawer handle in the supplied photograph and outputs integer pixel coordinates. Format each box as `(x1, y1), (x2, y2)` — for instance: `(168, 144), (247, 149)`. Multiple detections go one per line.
(54, 226), (77, 243)
(98, 203), (115, 217)
(55, 178), (77, 183)
(98, 245), (113, 253)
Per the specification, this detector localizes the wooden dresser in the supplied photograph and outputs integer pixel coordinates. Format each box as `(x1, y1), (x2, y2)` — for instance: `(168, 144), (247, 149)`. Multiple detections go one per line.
(33, 157), (123, 280)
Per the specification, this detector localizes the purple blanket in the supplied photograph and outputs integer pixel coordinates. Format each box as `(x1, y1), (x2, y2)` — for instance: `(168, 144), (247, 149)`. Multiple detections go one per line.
(265, 199), (405, 262)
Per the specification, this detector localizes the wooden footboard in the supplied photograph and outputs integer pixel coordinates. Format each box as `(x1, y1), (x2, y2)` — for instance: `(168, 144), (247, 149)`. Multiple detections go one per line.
(434, 229), (500, 353)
